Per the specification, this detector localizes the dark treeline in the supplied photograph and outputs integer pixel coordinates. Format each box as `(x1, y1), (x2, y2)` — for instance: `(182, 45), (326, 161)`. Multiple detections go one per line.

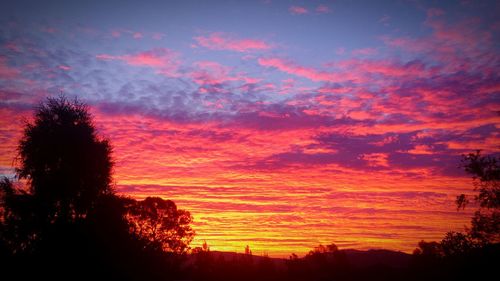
(187, 241), (499, 281)
(0, 96), (498, 280)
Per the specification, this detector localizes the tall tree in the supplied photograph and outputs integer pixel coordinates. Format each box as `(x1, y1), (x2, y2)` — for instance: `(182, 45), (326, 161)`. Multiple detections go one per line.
(16, 96), (113, 221)
(1, 96), (196, 280)
(1, 96), (114, 253)
(457, 150), (499, 244)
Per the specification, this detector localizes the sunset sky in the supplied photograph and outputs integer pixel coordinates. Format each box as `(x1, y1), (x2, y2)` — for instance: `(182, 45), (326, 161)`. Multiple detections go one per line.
(0, 0), (499, 257)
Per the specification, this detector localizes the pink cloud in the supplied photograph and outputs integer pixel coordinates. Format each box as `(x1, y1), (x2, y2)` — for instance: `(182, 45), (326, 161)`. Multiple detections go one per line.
(316, 5), (331, 14)
(259, 57), (421, 83)
(151, 32), (165, 40)
(111, 30), (122, 38)
(132, 32), (143, 39)
(4, 42), (20, 52)
(289, 6), (308, 15)
(363, 153), (389, 167)
(382, 11), (495, 73)
(342, 59), (427, 77)
(0, 56), (20, 79)
(258, 57), (338, 82)
(109, 29), (146, 40)
(97, 48), (174, 67)
(96, 48), (180, 76)
(112, 53), (163, 67)
(190, 61), (260, 88)
(95, 54), (115, 60)
(58, 65), (71, 71)
(259, 55), (435, 89)
(407, 145), (435, 155)
(348, 110), (373, 120)
(194, 32), (271, 52)
(191, 61), (233, 86)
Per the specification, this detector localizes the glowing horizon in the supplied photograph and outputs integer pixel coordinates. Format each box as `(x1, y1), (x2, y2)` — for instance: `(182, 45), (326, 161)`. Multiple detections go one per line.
(1, 0), (499, 257)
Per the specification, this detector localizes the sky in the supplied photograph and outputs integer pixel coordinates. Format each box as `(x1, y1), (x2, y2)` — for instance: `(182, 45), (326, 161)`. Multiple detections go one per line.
(0, 0), (499, 257)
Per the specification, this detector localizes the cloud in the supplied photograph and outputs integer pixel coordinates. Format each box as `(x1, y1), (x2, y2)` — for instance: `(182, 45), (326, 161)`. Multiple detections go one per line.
(96, 48), (180, 76)
(110, 30), (121, 38)
(132, 32), (143, 39)
(258, 57), (340, 82)
(151, 32), (165, 40)
(0, 10), (497, 256)
(194, 32), (271, 52)
(190, 61), (260, 88)
(258, 56), (427, 84)
(0, 56), (20, 79)
(58, 65), (71, 71)
(289, 6), (308, 15)
(316, 5), (331, 14)
(109, 28), (148, 40)
(381, 10), (496, 73)
(340, 58), (427, 78)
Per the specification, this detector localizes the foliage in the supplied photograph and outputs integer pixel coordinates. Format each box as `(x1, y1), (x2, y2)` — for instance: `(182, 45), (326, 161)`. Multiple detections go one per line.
(0, 96), (195, 280)
(127, 196), (195, 253)
(244, 244), (252, 255)
(16, 96), (113, 221)
(458, 150), (500, 243)
(440, 231), (476, 257)
(410, 151), (500, 281)
(413, 240), (443, 258)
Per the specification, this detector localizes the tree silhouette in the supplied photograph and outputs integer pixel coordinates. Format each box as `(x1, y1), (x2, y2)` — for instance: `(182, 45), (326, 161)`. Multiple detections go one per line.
(413, 240), (443, 258)
(303, 243), (350, 280)
(410, 151), (500, 281)
(17, 96), (113, 221)
(244, 244), (252, 255)
(191, 240), (215, 280)
(127, 196), (195, 253)
(0, 96), (114, 254)
(440, 231), (475, 257)
(0, 96), (196, 280)
(202, 240), (210, 252)
(457, 150), (499, 244)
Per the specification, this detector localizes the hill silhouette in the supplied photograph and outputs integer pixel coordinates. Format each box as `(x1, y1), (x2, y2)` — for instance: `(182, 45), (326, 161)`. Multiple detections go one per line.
(187, 248), (411, 269)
